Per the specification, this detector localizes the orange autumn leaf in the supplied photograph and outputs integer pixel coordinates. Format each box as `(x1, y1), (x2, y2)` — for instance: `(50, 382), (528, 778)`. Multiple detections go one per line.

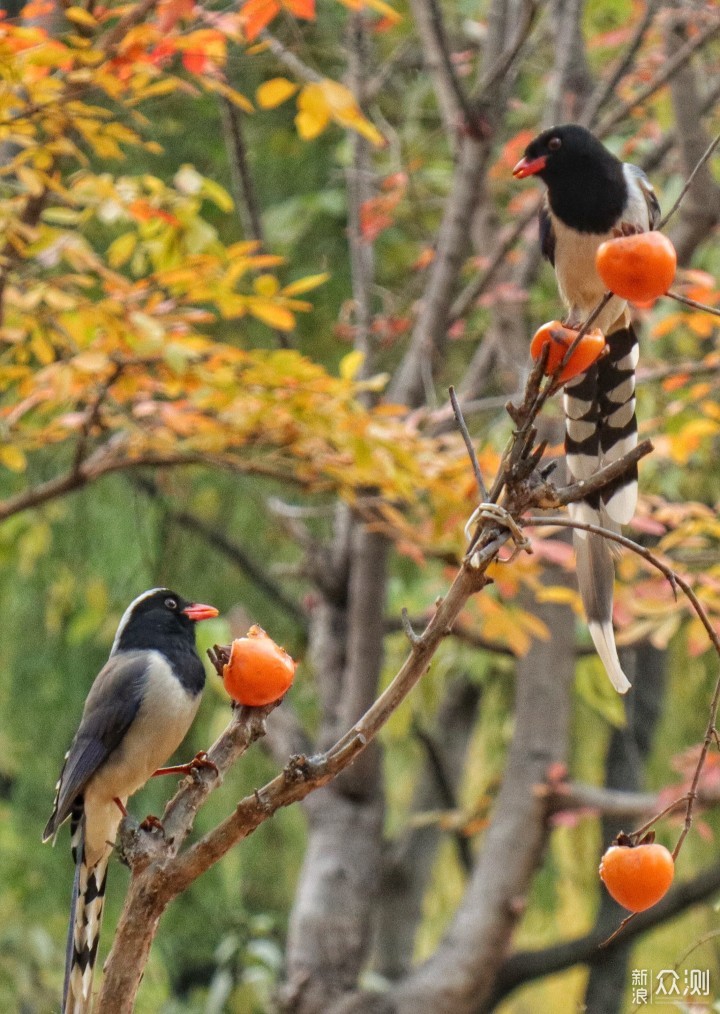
(157, 0), (194, 32)
(182, 48), (211, 74)
(240, 0), (279, 40)
(241, 0), (314, 41)
(286, 0), (315, 17)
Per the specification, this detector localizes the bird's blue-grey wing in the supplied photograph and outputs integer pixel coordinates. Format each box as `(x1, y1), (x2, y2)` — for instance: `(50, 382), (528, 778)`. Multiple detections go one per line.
(43, 651), (148, 839)
(624, 163), (661, 230)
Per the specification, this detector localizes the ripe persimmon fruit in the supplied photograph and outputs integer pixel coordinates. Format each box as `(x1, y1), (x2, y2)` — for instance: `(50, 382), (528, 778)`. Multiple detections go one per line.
(599, 832), (674, 912)
(596, 231), (676, 304)
(530, 321), (606, 384)
(222, 625), (296, 706)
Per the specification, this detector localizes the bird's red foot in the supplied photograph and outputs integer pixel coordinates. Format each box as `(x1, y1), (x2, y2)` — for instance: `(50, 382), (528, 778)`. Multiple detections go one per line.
(612, 221), (642, 237)
(113, 797), (128, 816)
(152, 751), (219, 778)
(139, 814), (164, 833)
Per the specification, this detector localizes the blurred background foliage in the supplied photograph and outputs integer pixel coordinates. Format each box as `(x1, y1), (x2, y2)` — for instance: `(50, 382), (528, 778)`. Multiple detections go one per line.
(1, 0), (720, 1010)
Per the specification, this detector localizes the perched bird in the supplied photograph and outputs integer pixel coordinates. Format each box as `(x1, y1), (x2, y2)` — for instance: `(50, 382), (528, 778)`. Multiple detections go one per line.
(513, 123), (660, 693)
(43, 588), (219, 1013)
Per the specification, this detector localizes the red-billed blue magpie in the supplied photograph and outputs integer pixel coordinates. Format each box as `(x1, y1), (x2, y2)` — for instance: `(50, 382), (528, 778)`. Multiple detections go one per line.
(43, 588), (219, 1013)
(513, 124), (660, 693)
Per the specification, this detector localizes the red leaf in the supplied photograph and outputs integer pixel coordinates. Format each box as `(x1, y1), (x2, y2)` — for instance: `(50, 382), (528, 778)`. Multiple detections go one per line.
(240, 0), (280, 41)
(182, 48), (210, 74)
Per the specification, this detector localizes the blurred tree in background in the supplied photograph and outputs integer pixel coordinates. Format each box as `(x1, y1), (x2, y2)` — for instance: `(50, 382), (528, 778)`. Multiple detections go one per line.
(1, 0), (720, 1011)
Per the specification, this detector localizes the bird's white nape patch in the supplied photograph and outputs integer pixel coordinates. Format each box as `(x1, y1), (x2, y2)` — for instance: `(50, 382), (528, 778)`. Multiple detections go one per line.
(110, 587), (167, 655)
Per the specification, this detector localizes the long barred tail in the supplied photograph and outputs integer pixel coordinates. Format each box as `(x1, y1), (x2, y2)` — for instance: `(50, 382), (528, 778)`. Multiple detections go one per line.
(563, 321), (639, 694)
(63, 807), (109, 1014)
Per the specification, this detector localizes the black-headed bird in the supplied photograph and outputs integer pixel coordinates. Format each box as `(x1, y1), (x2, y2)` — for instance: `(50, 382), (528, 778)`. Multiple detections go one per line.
(43, 588), (218, 1012)
(514, 123), (660, 693)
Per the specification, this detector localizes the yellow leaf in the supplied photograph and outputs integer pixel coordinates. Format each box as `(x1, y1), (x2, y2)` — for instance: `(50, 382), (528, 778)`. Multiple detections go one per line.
(202, 78), (254, 114)
(536, 585), (582, 611)
(201, 177), (234, 213)
(127, 79), (179, 105)
(65, 6), (99, 27)
(282, 272), (330, 296)
(257, 77), (299, 109)
(253, 274), (280, 297)
(0, 445), (27, 472)
(668, 418), (719, 463)
(107, 232), (137, 268)
(246, 298), (295, 330)
(295, 83), (331, 140)
(340, 349), (364, 380)
(318, 79), (385, 147)
(362, 0), (402, 22)
(17, 166), (45, 198)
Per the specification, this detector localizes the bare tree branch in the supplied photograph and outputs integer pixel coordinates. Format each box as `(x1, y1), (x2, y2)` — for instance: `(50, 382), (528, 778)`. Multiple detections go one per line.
(596, 13), (720, 139)
(581, 0), (659, 128)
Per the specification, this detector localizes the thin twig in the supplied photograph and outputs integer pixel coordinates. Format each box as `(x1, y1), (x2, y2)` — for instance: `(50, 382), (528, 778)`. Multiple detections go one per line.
(629, 794), (690, 841)
(596, 16), (720, 139)
(259, 30), (323, 83)
(449, 386), (489, 500)
(665, 288), (720, 318)
(448, 199), (541, 324)
(657, 131), (720, 231)
(475, 0), (538, 98)
(525, 514), (720, 868)
(581, 0), (659, 128)
(132, 477), (308, 628)
(401, 607), (421, 645)
(423, 0), (476, 130)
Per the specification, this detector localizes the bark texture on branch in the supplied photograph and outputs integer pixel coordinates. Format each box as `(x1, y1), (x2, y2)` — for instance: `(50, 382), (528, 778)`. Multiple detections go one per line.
(374, 675), (483, 980)
(665, 13), (720, 264)
(391, 590), (576, 1013)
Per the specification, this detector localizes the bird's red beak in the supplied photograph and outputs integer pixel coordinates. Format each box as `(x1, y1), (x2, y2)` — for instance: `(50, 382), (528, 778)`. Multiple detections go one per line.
(512, 154), (547, 178)
(183, 602), (220, 622)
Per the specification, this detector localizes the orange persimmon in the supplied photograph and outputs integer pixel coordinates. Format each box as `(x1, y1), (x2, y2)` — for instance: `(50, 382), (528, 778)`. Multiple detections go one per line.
(222, 625), (296, 706)
(596, 231), (676, 303)
(530, 320), (606, 383)
(599, 834), (674, 912)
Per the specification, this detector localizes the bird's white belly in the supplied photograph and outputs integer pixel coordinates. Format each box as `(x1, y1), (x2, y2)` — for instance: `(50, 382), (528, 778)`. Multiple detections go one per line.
(552, 217), (626, 333)
(83, 655), (201, 865)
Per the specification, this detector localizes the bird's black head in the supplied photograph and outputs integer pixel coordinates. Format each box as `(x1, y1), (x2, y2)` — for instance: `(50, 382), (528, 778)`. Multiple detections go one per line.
(111, 588), (219, 655)
(512, 124), (620, 183)
(513, 124), (627, 233)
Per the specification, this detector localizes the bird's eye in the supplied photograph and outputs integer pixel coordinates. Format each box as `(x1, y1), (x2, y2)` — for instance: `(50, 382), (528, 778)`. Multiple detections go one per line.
(548, 137), (562, 151)
(165, 597), (178, 611)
